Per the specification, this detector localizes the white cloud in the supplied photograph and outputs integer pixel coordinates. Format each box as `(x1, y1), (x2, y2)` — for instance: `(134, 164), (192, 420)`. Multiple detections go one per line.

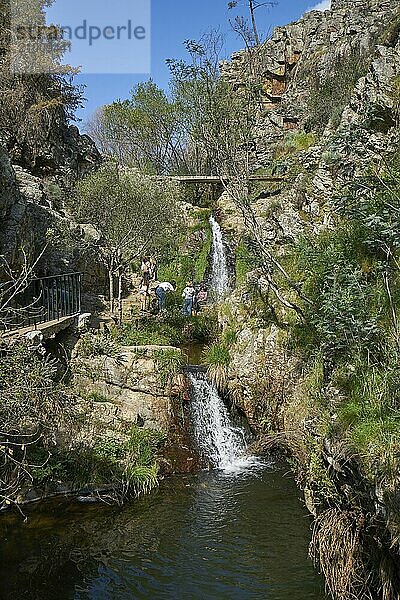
(308, 0), (331, 12)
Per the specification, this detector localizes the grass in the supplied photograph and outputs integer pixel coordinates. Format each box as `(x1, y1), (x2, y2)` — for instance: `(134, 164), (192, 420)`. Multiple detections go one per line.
(78, 332), (120, 358)
(203, 341), (231, 392)
(112, 320), (183, 347)
(154, 348), (183, 388)
(235, 240), (258, 284)
(83, 391), (113, 403)
(274, 131), (317, 159)
(31, 425), (165, 500)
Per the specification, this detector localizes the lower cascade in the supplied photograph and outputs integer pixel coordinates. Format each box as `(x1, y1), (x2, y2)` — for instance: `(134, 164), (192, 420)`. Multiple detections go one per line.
(188, 371), (253, 471)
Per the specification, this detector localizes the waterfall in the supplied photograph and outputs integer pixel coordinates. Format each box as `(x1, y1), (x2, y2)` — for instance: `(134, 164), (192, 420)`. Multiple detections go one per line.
(188, 371), (254, 472)
(209, 215), (229, 300)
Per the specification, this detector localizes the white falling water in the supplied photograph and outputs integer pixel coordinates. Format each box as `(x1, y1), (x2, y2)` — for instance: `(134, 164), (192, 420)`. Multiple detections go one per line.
(209, 216), (230, 300)
(188, 371), (254, 472)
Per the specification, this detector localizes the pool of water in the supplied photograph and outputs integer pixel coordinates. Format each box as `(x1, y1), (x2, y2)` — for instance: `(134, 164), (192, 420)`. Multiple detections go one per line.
(0, 463), (325, 600)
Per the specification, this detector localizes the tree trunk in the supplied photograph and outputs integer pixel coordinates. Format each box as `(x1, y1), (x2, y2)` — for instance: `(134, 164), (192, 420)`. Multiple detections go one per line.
(109, 256), (115, 315)
(249, 0), (261, 46)
(118, 269), (123, 325)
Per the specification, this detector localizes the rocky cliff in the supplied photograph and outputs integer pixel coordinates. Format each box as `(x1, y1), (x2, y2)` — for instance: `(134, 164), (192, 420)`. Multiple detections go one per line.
(218, 1), (400, 598)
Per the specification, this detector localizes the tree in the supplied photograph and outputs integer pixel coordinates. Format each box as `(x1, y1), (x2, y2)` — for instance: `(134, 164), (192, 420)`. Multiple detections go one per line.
(86, 82), (188, 175)
(76, 163), (179, 321)
(0, 0), (81, 169)
(228, 1), (277, 47)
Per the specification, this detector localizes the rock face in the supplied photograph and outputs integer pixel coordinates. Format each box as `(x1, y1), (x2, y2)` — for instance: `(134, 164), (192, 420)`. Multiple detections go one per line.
(221, 0), (400, 168)
(219, 3), (400, 596)
(0, 100), (101, 269)
(222, 0), (400, 428)
(72, 345), (199, 474)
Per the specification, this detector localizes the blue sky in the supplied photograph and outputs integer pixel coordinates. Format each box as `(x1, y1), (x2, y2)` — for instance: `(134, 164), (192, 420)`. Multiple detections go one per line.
(53, 0), (330, 128)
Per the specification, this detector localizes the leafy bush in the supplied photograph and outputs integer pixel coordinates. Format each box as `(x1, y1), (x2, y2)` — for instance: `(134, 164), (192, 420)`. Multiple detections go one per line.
(0, 342), (82, 506)
(285, 168), (400, 487)
(79, 332), (120, 358)
(154, 349), (183, 387)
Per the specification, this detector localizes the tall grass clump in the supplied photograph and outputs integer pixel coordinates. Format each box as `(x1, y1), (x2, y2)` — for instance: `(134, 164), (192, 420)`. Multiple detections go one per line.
(203, 341), (231, 392)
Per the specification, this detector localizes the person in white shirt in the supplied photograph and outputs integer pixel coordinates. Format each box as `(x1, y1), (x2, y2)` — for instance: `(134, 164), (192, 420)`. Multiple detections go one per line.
(182, 282), (195, 317)
(155, 281), (176, 312)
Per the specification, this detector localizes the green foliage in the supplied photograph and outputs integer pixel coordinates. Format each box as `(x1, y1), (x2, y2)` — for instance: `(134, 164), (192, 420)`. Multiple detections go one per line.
(235, 239), (258, 283)
(88, 80), (186, 174)
(285, 169), (400, 487)
(154, 349), (183, 387)
(79, 331), (120, 358)
(0, 1), (82, 173)
(83, 391), (113, 404)
(31, 426), (165, 498)
(76, 164), (179, 287)
(113, 319), (183, 347)
(203, 341), (230, 392)
(204, 341), (231, 366)
(307, 440), (340, 506)
(222, 327), (238, 346)
(0, 341), (83, 505)
(125, 426), (165, 495)
(306, 50), (370, 132)
(290, 223), (385, 362)
(274, 131), (317, 159)
(157, 209), (212, 292)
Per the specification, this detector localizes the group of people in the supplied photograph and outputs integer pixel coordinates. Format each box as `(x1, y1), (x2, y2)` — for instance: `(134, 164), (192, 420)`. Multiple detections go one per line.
(139, 257), (208, 316)
(181, 282), (208, 317)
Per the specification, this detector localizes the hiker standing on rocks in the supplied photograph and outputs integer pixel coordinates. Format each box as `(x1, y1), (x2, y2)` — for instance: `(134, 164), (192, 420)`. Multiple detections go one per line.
(182, 282), (195, 317)
(150, 257), (158, 281)
(155, 280), (176, 312)
(140, 257), (152, 287)
(197, 286), (208, 311)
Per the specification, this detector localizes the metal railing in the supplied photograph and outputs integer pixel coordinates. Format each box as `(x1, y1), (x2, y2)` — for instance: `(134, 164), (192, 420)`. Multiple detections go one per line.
(33, 272), (82, 324)
(2, 272), (82, 332)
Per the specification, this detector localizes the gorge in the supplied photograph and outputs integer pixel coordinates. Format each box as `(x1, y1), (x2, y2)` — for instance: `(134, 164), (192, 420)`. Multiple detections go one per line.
(3, 0), (400, 598)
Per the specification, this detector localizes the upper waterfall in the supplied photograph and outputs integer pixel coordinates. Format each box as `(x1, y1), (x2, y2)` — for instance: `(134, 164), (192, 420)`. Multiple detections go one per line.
(209, 215), (230, 300)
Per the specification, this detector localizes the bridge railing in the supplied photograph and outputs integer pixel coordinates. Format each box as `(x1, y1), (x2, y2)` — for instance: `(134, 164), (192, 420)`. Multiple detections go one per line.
(1, 272), (82, 332)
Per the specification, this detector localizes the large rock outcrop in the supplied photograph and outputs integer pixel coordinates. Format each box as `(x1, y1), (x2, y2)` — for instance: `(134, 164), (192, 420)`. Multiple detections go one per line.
(72, 344), (199, 474)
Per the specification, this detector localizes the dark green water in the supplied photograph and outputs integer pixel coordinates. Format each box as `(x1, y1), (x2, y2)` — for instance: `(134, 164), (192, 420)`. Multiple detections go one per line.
(0, 464), (324, 600)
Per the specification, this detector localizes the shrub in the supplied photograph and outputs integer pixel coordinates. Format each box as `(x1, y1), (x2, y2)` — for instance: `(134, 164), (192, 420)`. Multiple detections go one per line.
(154, 348), (183, 388)
(0, 341), (82, 506)
(79, 332), (120, 358)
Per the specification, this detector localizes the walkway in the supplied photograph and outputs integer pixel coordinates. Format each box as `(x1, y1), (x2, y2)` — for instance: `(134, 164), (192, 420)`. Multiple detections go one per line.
(170, 175), (287, 184)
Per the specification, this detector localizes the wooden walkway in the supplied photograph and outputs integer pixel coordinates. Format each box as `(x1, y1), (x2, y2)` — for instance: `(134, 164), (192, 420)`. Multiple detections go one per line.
(1, 314), (78, 342)
(170, 175), (287, 184)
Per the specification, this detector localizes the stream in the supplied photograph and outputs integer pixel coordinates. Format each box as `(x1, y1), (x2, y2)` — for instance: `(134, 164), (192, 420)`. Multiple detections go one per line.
(0, 466), (324, 600)
(0, 372), (324, 600)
